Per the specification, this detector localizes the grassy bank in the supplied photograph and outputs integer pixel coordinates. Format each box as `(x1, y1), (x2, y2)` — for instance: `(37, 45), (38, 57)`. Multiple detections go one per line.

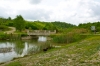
(1, 35), (100, 66)
(0, 32), (27, 40)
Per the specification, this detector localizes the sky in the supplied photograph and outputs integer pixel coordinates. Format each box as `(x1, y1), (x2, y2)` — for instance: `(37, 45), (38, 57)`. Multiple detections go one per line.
(0, 0), (100, 25)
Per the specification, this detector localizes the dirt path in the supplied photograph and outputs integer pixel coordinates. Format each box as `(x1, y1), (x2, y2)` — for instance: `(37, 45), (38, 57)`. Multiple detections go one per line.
(5, 27), (16, 34)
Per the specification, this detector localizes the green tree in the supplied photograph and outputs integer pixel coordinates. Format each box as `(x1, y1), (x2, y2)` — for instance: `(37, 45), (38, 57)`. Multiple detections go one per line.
(14, 15), (25, 31)
(43, 23), (55, 30)
(8, 17), (12, 20)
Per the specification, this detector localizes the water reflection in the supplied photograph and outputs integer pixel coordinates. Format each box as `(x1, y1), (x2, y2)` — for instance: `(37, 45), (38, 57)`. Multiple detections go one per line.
(38, 36), (47, 42)
(0, 36), (51, 63)
(14, 41), (25, 55)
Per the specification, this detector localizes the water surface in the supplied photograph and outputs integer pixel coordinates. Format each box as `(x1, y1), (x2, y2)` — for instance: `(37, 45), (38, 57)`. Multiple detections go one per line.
(0, 36), (50, 63)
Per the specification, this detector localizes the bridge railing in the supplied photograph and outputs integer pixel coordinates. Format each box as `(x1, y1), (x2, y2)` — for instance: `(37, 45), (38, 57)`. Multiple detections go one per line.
(27, 30), (56, 35)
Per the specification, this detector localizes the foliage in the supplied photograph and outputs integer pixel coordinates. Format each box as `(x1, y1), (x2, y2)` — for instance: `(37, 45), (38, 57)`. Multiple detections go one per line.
(52, 28), (88, 44)
(53, 34), (85, 44)
(43, 23), (56, 30)
(0, 32), (26, 40)
(14, 15), (26, 31)
(68, 28), (88, 34)
(0, 16), (76, 33)
(0, 32), (12, 40)
(0, 32), (7, 39)
(78, 22), (100, 32)
(25, 22), (38, 30)
(33, 21), (45, 30)
(20, 33), (28, 37)
(0, 17), (7, 25)
(52, 21), (76, 29)
(25, 21), (76, 32)
(0, 25), (9, 31)
(0, 17), (13, 26)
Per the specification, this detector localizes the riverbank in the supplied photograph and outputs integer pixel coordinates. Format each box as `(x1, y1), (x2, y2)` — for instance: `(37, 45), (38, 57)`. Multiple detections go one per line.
(1, 35), (100, 66)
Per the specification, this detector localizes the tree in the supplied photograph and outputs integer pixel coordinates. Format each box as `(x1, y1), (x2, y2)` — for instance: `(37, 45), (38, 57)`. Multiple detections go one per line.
(43, 23), (56, 30)
(14, 15), (25, 31)
(8, 17), (12, 20)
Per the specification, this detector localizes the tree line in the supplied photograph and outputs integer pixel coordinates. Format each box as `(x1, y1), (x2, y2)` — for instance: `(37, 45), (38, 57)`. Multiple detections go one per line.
(0, 15), (76, 32)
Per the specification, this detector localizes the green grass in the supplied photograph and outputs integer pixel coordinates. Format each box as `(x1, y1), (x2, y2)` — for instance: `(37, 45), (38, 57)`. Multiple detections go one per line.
(5, 61), (22, 66)
(1, 35), (100, 66)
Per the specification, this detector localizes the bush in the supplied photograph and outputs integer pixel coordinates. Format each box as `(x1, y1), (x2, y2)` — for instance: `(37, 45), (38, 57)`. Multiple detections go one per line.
(21, 33), (28, 37)
(0, 25), (9, 31)
(0, 32), (13, 40)
(0, 33), (7, 39)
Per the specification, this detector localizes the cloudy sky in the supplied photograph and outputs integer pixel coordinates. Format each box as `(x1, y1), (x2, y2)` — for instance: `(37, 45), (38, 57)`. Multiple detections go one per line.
(0, 0), (100, 25)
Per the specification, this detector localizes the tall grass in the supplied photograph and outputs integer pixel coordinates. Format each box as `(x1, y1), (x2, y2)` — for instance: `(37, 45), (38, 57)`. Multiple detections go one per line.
(53, 34), (86, 44)
(52, 28), (88, 44)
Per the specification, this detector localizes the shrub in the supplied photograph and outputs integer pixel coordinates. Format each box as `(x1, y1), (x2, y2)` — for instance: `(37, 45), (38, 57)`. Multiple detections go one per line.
(0, 25), (9, 31)
(0, 33), (8, 40)
(21, 33), (28, 37)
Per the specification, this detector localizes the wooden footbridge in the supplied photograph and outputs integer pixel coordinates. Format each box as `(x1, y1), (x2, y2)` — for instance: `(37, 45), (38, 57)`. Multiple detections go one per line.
(27, 30), (56, 36)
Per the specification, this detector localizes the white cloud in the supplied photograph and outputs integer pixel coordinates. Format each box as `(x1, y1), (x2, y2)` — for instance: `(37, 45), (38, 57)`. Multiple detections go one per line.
(0, 0), (100, 25)
(29, 0), (42, 4)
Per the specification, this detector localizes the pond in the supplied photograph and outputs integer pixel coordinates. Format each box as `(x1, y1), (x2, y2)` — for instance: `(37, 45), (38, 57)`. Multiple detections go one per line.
(0, 36), (51, 63)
